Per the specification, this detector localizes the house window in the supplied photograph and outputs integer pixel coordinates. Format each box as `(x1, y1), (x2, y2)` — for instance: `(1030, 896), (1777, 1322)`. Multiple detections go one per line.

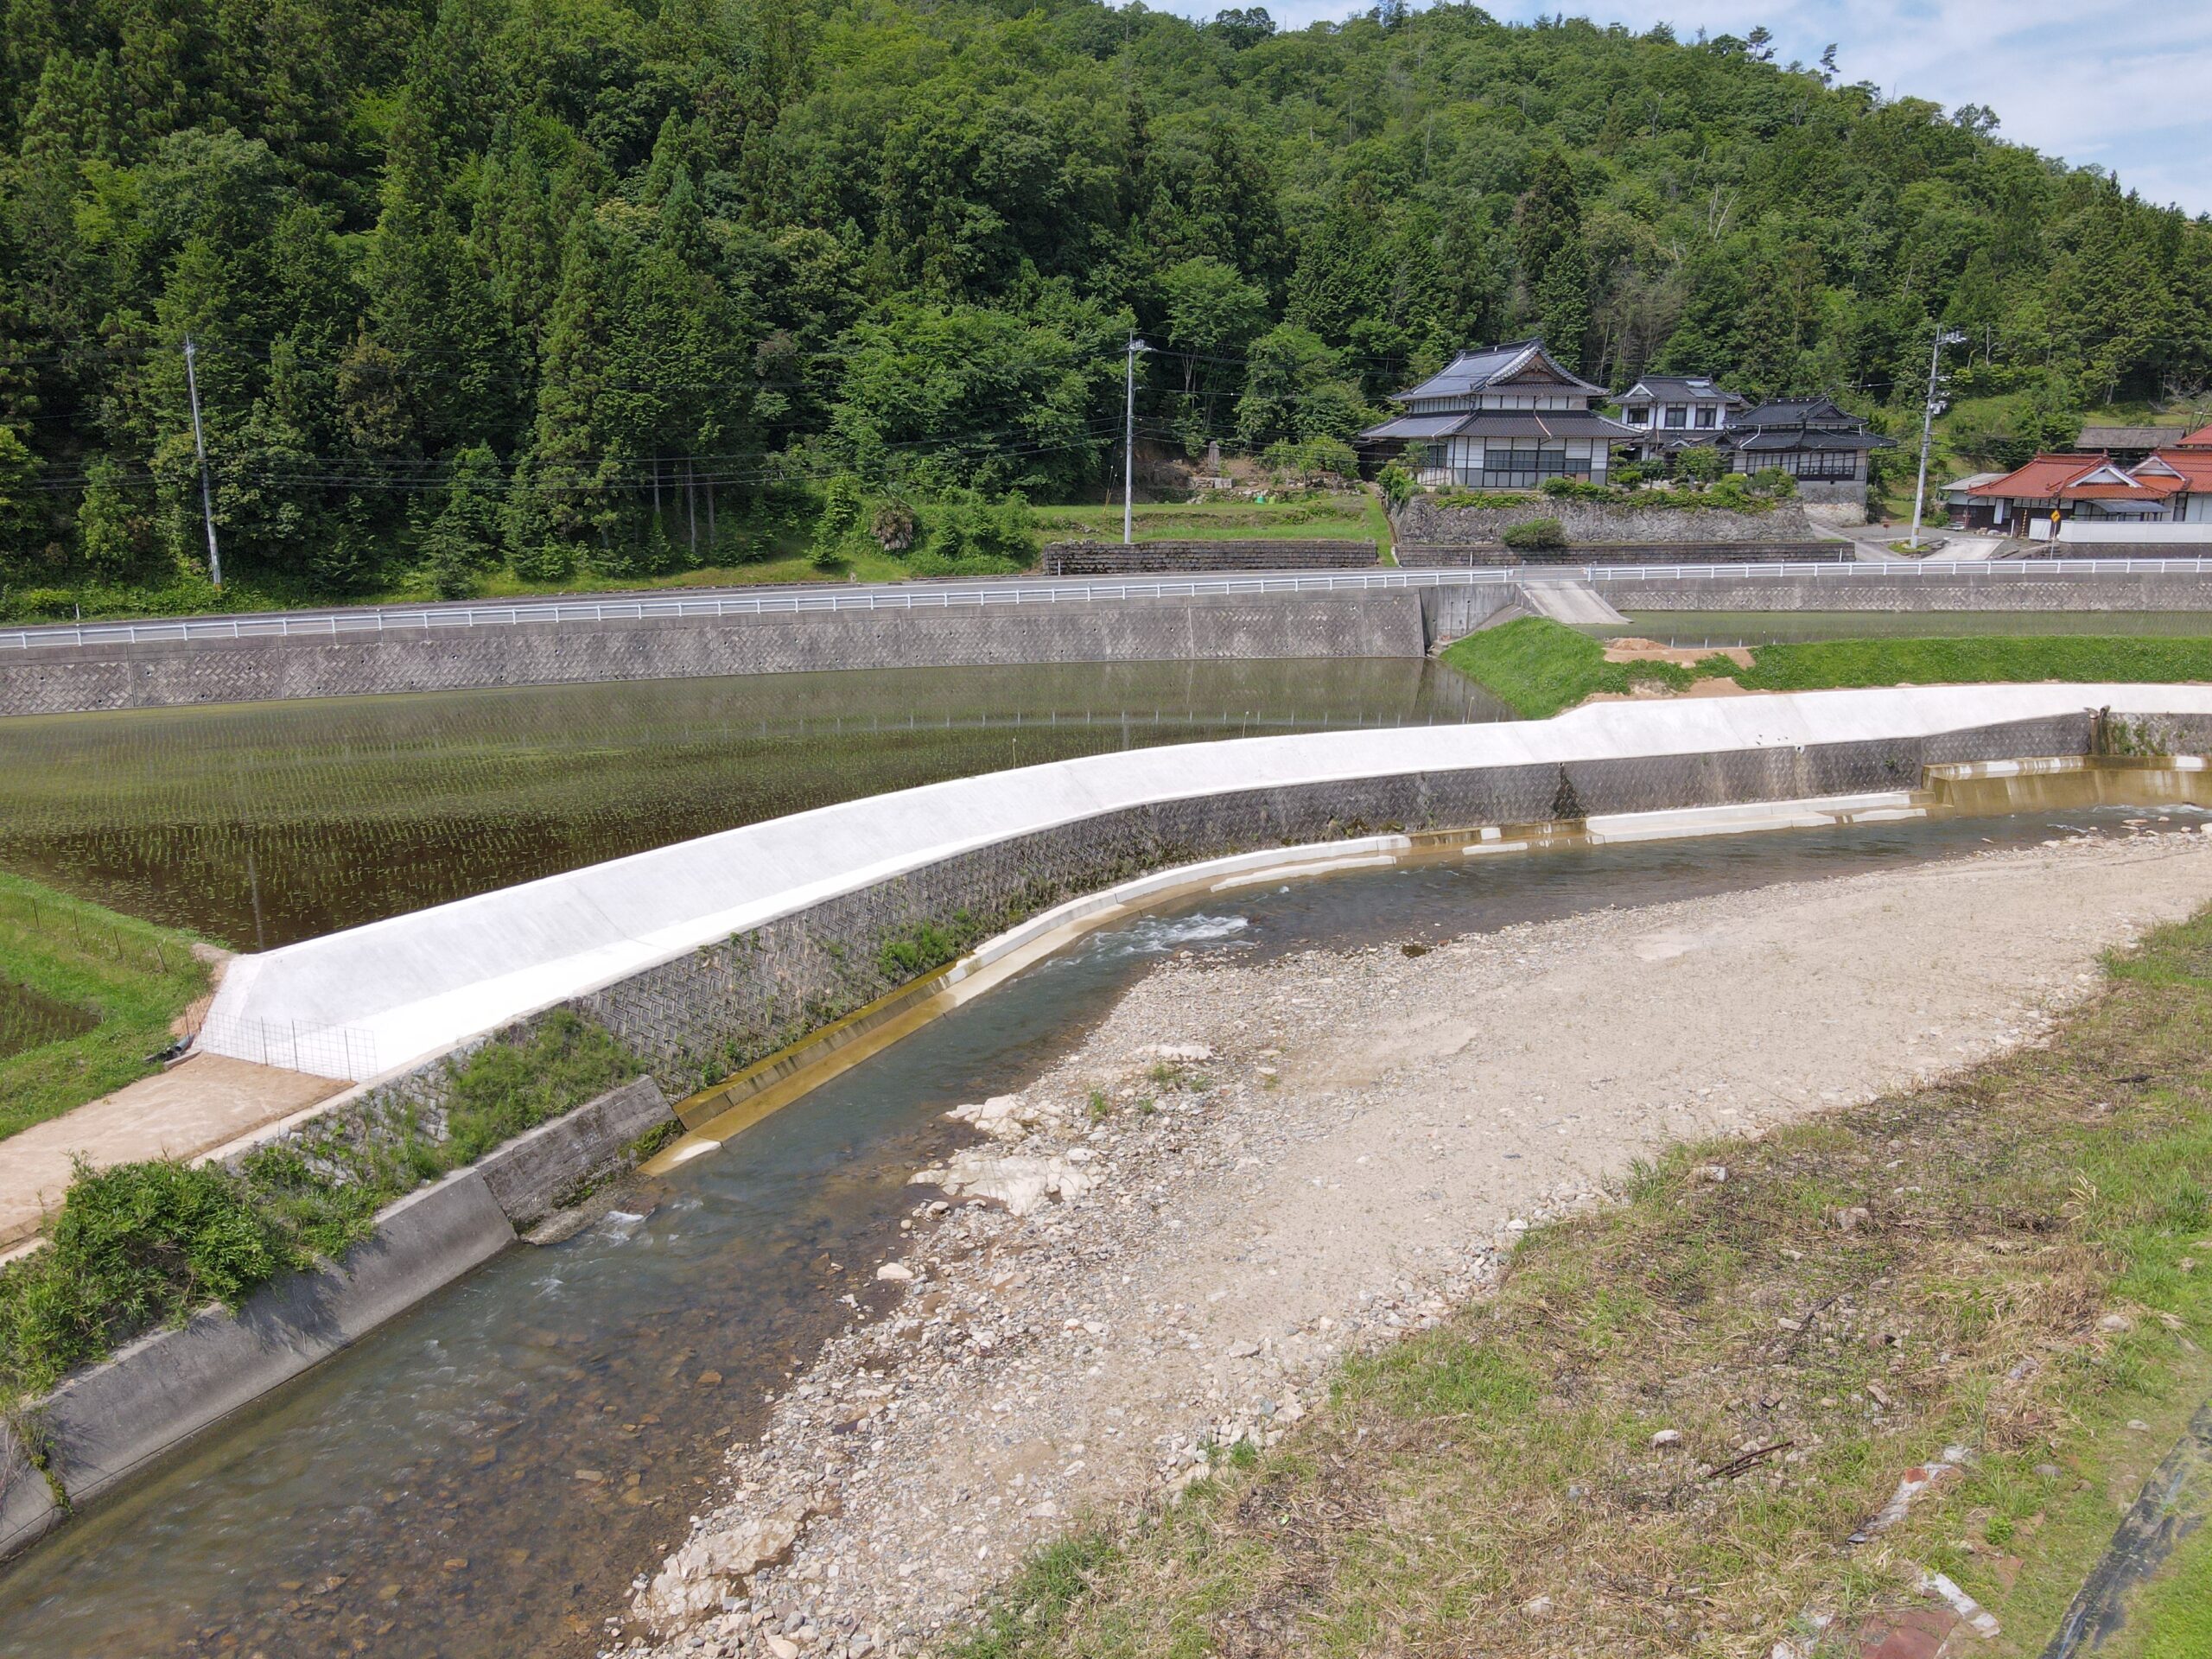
(1781, 450), (1859, 481)
(1662, 406), (1688, 428)
(1624, 406), (1649, 425)
(1695, 406), (1718, 429)
(1478, 441), (1591, 490)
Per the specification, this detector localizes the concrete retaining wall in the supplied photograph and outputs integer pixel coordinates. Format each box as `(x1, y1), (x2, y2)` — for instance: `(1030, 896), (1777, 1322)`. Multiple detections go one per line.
(1397, 541), (1845, 569)
(1587, 575), (2212, 613)
(1040, 540), (1377, 575)
(0, 594), (1426, 716)
(0, 1076), (671, 1560)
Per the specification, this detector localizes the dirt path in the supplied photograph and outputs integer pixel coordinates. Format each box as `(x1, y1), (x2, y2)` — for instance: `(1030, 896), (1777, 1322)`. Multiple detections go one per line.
(625, 830), (2212, 1659)
(0, 1055), (342, 1249)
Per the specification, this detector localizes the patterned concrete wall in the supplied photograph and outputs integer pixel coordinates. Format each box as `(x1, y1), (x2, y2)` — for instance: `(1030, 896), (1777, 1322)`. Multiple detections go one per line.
(0, 594), (1427, 716)
(577, 711), (2092, 1096)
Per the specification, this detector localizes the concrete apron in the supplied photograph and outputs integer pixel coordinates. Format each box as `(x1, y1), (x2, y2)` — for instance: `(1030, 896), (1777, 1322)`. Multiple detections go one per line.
(645, 753), (2212, 1175)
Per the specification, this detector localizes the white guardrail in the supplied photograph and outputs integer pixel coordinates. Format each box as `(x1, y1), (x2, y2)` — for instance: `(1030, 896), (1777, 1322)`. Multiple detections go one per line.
(9, 558), (2212, 651)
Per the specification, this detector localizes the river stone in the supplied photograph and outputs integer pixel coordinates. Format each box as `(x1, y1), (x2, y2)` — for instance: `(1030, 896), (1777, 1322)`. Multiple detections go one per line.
(641, 1499), (811, 1628)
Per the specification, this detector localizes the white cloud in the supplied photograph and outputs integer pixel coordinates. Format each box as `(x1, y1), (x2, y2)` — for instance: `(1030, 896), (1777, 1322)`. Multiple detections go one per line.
(1162, 0), (2212, 215)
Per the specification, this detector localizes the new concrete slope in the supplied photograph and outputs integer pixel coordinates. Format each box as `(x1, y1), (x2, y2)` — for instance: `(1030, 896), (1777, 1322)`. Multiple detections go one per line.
(199, 686), (2212, 1087)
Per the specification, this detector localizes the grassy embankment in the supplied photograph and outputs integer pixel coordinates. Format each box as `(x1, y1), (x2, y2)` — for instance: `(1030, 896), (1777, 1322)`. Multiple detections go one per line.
(955, 906), (2212, 1658)
(1443, 616), (2212, 719)
(1031, 493), (1382, 548)
(0, 873), (210, 1141)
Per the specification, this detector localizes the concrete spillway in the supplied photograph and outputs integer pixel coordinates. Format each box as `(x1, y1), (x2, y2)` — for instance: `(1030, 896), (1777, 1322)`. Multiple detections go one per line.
(198, 685), (2212, 1086)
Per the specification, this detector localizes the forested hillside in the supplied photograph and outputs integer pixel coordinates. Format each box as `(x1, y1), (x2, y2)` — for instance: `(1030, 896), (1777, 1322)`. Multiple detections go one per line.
(2, 0), (2208, 607)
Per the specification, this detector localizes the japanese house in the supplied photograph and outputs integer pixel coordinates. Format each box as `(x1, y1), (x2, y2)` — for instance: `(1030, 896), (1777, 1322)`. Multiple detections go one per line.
(1358, 339), (1633, 488)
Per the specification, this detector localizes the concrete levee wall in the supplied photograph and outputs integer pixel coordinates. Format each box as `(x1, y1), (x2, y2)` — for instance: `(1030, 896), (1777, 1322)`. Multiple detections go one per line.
(1589, 575), (2212, 613)
(0, 594), (1427, 717)
(0, 1075), (672, 1560)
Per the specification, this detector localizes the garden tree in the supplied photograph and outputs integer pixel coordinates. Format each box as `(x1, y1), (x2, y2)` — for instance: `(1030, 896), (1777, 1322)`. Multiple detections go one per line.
(3, 0), (2210, 605)
(418, 442), (505, 595)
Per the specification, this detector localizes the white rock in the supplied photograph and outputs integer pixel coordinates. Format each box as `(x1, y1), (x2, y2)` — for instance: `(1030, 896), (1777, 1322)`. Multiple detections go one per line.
(875, 1262), (915, 1283)
(1649, 1429), (1684, 1450)
(639, 1500), (811, 1627)
(2099, 1313), (2133, 1332)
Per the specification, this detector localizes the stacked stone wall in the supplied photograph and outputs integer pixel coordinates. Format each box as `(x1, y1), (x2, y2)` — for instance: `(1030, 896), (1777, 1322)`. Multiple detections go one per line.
(1039, 539), (1377, 575)
(1394, 495), (1818, 546)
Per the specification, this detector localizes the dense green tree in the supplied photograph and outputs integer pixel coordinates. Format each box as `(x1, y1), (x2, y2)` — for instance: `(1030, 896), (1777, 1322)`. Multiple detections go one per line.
(0, 0), (2207, 598)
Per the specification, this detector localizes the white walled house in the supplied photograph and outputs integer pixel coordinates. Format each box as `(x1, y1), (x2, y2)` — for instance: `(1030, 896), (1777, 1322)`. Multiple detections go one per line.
(1614, 374), (1748, 462)
(1359, 340), (1633, 489)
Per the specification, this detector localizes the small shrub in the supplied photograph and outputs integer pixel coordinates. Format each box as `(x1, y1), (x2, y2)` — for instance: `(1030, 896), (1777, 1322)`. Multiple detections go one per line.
(1500, 516), (1569, 551)
(1376, 461), (1416, 507)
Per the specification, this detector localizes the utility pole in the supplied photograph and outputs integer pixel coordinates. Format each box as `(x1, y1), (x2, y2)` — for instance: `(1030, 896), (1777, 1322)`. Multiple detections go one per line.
(1123, 334), (1150, 546)
(1908, 328), (1966, 553)
(182, 335), (223, 588)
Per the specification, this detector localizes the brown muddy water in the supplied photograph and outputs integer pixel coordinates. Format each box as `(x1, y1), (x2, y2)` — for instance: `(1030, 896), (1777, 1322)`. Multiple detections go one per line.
(1, 800), (2202, 1659)
(0, 659), (1503, 950)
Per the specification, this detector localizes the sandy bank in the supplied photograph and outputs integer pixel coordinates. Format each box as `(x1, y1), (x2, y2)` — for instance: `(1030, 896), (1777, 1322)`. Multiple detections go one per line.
(619, 827), (2212, 1659)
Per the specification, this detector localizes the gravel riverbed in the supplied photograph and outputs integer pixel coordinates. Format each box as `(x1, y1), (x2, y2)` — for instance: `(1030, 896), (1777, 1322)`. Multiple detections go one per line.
(611, 827), (2212, 1659)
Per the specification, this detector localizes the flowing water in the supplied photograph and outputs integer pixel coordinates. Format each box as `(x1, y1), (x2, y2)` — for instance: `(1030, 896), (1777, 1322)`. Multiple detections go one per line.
(0, 659), (1503, 950)
(2, 800), (2201, 1659)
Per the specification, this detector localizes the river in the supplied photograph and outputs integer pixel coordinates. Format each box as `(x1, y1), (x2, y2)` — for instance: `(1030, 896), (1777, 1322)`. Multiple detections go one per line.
(0, 800), (2195, 1658)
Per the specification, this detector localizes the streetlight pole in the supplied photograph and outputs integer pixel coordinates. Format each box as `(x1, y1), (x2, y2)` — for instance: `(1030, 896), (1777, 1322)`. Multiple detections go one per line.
(183, 335), (224, 588)
(1123, 335), (1150, 546)
(1908, 327), (1966, 553)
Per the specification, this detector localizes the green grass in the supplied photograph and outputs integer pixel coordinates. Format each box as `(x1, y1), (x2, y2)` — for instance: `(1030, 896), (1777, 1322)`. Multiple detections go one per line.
(1437, 617), (1705, 717)
(1441, 619), (2212, 716)
(0, 874), (210, 1141)
(946, 906), (2212, 1659)
(2097, 1515), (2212, 1658)
(1733, 634), (2212, 692)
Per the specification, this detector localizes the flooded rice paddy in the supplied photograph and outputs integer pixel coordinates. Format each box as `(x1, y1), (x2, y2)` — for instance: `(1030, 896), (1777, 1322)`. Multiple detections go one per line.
(0, 802), (2197, 1659)
(0, 977), (97, 1060)
(0, 660), (1503, 950)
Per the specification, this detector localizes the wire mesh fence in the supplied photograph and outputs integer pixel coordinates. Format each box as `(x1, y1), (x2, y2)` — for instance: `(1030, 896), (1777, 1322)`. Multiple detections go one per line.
(0, 887), (182, 978)
(188, 1007), (378, 1080)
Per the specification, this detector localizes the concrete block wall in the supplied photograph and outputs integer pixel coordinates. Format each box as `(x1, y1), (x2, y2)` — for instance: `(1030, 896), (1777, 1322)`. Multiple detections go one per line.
(1039, 540), (1378, 575)
(1395, 542), (1845, 569)
(0, 594), (1427, 717)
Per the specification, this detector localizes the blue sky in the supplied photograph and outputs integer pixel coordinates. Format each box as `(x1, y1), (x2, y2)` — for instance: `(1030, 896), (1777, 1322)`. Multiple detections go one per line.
(1162, 1), (2212, 217)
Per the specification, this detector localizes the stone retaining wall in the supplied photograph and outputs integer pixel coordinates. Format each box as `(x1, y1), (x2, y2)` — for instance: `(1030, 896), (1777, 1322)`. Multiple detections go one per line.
(0, 594), (1425, 717)
(1396, 541), (1844, 569)
(1039, 539), (1377, 575)
(1395, 495), (1816, 546)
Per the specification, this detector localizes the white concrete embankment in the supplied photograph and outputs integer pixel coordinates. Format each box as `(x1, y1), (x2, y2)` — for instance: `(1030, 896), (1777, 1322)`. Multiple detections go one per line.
(200, 686), (2212, 1084)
